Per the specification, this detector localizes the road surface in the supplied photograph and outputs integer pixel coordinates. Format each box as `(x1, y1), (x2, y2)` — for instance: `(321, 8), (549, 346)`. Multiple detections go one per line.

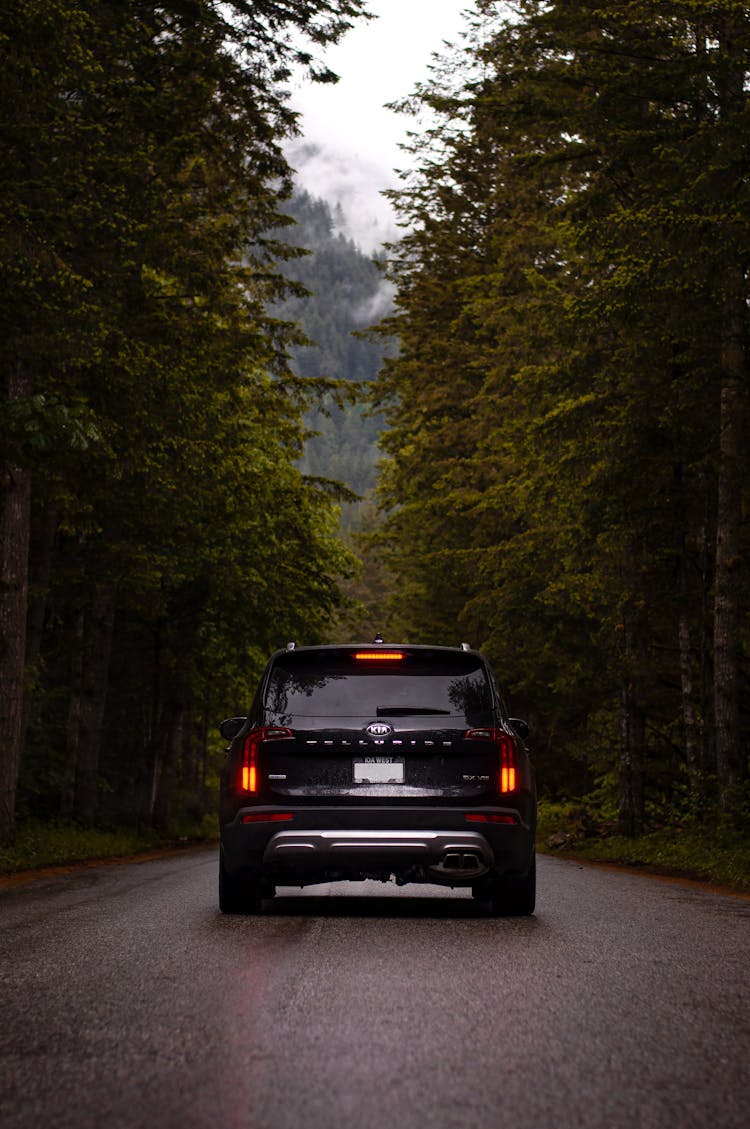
(1, 849), (748, 1129)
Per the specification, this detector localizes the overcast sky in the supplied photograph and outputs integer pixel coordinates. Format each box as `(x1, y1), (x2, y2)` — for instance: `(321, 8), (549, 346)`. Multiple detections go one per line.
(286, 1), (474, 250)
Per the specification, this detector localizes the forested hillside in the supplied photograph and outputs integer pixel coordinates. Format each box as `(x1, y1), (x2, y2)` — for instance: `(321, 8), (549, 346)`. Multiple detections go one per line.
(275, 188), (392, 505)
(374, 0), (750, 833)
(0, 0), (370, 845)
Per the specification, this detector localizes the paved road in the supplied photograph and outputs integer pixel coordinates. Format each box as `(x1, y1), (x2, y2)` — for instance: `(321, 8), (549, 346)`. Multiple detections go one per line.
(0, 849), (748, 1129)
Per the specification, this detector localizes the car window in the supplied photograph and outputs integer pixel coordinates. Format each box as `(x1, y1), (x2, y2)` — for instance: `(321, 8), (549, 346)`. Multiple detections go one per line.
(264, 651), (494, 722)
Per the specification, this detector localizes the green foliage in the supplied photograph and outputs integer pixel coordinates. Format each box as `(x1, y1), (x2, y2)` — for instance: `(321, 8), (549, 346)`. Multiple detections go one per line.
(372, 0), (750, 824)
(538, 800), (750, 892)
(0, 818), (216, 876)
(0, 395), (100, 451)
(1, 1), (370, 838)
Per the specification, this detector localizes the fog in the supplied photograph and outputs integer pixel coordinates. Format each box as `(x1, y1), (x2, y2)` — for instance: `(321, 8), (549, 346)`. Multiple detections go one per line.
(286, 0), (473, 252)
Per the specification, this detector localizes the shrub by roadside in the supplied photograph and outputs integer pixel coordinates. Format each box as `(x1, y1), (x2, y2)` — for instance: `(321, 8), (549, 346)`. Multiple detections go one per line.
(537, 800), (750, 893)
(0, 817), (218, 877)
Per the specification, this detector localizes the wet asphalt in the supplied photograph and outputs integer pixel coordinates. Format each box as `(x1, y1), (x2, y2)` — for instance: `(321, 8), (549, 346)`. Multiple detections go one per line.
(0, 848), (748, 1129)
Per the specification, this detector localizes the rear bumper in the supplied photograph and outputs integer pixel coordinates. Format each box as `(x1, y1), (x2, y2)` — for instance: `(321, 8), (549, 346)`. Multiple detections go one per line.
(221, 804), (535, 886)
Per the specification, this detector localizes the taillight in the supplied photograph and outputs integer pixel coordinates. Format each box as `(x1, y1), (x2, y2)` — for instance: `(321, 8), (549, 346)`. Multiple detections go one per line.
(501, 744), (517, 793)
(465, 727), (519, 794)
(465, 813), (518, 825)
(239, 727), (293, 793)
(240, 812), (294, 824)
(354, 651), (404, 661)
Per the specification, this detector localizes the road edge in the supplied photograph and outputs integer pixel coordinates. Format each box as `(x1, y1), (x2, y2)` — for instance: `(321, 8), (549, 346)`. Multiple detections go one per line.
(0, 840), (217, 890)
(540, 849), (750, 900)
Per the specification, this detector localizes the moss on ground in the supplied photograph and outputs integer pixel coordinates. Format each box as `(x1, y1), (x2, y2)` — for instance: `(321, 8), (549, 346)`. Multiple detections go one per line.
(537, 800), (750, 893)
(0, 817), (218, 876)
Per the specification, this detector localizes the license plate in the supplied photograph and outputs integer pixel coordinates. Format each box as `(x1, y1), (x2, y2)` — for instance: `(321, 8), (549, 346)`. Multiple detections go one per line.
(353, 758), (404, 784)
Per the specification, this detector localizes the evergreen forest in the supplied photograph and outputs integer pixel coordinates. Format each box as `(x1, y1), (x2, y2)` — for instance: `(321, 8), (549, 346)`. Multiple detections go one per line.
(372, 0), (750, 837)
(0, 0), (370, 846)
(1, 0), (749, 862)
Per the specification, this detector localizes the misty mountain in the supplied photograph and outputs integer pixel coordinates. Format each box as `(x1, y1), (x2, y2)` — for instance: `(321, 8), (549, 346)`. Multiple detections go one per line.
(275, 189), (394, 501)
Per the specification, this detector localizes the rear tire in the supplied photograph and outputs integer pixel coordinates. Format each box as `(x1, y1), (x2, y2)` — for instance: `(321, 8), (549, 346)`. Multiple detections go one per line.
(219, 857), (263, 914)
(471, 877), (492, 902)
(489, 851), (536, 916)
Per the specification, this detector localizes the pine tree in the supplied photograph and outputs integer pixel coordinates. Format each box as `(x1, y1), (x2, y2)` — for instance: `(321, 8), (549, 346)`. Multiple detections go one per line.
(0, 0), (370, 842)
(373, 0), (750, 825)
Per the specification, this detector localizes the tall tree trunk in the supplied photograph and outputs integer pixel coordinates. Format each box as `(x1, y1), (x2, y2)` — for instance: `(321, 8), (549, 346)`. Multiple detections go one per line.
(672, 459), (703, 814)
(677, 553), (702, 813)
(22, 502), (57, 745)
(151, 701), (184, 832)
(695, 473), (715, 791)
(60, 600), (86, 820)
(146, 623), (165, 825)
(713, 264), (746, 817)
(72, 582), (117, 827)
(199, 702), (210, 812)
(678, 607), (702, 808)
(0, 361), (33, 845)
(618, 599), (646, 838)
(618, 680), (645, 837)
(152, 624), (192, 831)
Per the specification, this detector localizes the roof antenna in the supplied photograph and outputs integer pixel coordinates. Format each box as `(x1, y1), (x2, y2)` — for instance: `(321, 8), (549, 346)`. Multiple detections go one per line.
(373, 633), (384, 644)
(286, 641), (296, 650)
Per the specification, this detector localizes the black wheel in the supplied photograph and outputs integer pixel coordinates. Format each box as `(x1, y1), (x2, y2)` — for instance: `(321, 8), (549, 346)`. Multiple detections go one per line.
(471, 877), (492, 902)
(489, 852), (536, 916)
(219, 856), (263, 914)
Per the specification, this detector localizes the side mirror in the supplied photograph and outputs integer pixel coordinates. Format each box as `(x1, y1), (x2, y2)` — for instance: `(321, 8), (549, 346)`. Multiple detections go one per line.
(508, 717), (529, 741)
(219, 716), (247, 741)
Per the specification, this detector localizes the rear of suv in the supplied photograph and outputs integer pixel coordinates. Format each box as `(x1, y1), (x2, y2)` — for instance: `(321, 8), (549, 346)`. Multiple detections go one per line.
(219, 642), (536, 915)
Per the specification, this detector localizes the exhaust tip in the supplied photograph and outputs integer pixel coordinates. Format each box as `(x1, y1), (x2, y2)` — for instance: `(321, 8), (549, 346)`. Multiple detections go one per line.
(432, 849), (488, 878)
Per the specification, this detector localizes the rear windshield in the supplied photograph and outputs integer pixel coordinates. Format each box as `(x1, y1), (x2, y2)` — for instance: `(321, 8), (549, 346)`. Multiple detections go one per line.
(264, 650), (493, 723)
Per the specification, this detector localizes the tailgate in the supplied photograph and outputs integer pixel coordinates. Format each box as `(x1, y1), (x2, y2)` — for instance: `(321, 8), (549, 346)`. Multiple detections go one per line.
(257, 727), (498, 801)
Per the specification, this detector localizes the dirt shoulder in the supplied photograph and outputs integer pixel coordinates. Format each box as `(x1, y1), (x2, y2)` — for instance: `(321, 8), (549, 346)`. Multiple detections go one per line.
(541, 849), (750, 900)
(0, 840), (217, 890)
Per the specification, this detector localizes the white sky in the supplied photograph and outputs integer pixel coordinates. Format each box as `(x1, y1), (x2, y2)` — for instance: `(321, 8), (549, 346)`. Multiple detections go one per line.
(286, 1), (474, 250)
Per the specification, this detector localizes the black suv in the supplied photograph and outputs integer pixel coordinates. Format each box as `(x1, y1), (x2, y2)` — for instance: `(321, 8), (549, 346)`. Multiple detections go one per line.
(219, 642), (536, 914)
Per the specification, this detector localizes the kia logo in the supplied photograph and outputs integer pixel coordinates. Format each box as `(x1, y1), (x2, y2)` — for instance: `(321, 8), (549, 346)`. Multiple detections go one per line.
(366, 723), (392, 737)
